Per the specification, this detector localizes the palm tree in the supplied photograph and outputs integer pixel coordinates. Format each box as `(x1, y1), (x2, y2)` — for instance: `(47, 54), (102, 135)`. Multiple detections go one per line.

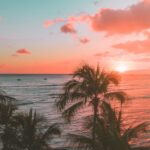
(0, 91), (18, 150)
(0, 90), (16, 103)
(0, 100), (16, 126)
(0, 90), (62, 150)
(68, 101), (148, 150)
(0, 90), (63, 150)
(0, 90), (16, 124)
(7, 109), (61, 150)
(56, 64), (127, 147)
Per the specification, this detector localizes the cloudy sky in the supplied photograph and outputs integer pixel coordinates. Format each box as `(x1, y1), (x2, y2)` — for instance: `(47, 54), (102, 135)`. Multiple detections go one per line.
(0, 0), (150, 73)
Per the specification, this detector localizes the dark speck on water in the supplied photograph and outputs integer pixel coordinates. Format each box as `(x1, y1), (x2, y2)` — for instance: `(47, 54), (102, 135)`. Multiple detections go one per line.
(17, 78), (21, 81)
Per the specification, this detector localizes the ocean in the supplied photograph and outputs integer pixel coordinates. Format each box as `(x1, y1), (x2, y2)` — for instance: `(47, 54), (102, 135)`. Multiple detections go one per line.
(0, 73), (150, 148)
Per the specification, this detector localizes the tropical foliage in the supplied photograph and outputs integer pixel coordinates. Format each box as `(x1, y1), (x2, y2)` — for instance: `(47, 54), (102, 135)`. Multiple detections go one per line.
(56, 64), (149, 150)
(68, 101), (148, 150)
(56, 64), (127, 147)
(0, 92), (61, 150)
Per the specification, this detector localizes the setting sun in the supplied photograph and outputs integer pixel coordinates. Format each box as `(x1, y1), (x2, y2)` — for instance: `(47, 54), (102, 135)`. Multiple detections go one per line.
(116, 64), (128, 73)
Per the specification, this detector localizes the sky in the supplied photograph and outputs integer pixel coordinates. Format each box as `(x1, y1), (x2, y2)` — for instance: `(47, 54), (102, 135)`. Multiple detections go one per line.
(0, 0), (150, 74)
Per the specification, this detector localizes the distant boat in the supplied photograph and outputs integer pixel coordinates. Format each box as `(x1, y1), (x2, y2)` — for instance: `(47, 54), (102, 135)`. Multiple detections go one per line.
(44, 78), (47, 80)
(17, 78), (21, 81)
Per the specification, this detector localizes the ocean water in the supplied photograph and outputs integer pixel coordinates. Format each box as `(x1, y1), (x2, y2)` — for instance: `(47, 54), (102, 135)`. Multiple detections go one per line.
(0, 73), (150, 148)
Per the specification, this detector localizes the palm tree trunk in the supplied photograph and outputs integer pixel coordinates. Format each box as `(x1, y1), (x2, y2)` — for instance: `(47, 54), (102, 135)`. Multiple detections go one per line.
(92, 97), (98, 149)
(93, 107), (96, 148)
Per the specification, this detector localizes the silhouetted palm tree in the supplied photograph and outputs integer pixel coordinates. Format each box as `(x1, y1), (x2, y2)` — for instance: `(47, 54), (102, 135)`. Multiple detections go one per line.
(0, 100), (16, 126)
(56, 64), (127, 147)
(0, 91), (17, 150)
(0, 90), (16, 103)
(0, 92), (16, 125)
(3, 109), (61, 150)
(68, 101), (148, 150)
(0, 91), (62, 150)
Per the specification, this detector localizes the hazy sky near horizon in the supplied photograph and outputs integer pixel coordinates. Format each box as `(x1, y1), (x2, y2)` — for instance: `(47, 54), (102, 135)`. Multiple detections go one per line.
(0, 0), (150, 73)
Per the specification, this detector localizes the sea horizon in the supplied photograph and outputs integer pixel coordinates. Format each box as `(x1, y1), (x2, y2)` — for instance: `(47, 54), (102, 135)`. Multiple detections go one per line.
(0, 69), (149, 75)
(0, 73), (150, 148)
(1, 0), (150, 149)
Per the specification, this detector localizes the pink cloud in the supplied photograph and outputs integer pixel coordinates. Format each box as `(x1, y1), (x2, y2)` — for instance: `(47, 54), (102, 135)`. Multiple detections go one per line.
(94, 51), (125, 58)
(113, 38), (150, 54)
(44, 18), (65, 28)
(44, 15), (90, 28)
(67, 15), (90, 24)
(143, 0), (150, 2)
(95, 51), (111, 57)
(61, 23), (77, 34)
(90, 1), (150, 34)
(46, 1), (150, 35)
(44, 20), (54, 27)
(16, 48), (31, 55)
(134, 57), (150, 62)
(79, 38), (90, 44)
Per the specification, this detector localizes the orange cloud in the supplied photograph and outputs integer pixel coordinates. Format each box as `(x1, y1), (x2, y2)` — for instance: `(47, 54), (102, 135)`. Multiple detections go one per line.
(113, 38), (150, 54)
(94, 51), (124, 58)
(44, 18), (65, 28)
(95, 51), (111, 57)
(61, 23), (77, 34)
(44, 20), (54, 27)
(90, 1), (150, 34)
(44, 15), (90, 28)
(143, 0), (150, 2)
(48, 1), (150, 35)
(134, 57), (150, 61)
(67, 15), (90, 24)
(16, 48), (31, 55)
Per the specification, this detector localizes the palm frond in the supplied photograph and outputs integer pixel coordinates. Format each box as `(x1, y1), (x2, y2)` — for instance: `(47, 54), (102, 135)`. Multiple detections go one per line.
(42, 123), (61, 141)
(122, 122), (148, 142)
(107, 71), (120, 85)
(64, 79), (82, 92)
(105, 91), (128, 104)
(0, 102), (16, 125)
(0, 93), (16, 103)
(56, 91), (87, 111)
(68, 133), (93, 150)
(83, 115), (94, 130)
(56, 93), (70, 111)
(73, 64), (95, 80)
(101, 101), (119, 130)
(62, 101), (84, 122)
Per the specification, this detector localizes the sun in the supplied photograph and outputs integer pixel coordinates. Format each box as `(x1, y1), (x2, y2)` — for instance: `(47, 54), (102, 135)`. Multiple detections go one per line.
(116, 64), (128, 73)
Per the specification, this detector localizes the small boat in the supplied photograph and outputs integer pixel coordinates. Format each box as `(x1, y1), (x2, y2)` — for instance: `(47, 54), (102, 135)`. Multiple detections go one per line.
(44, 78), (47, 80)
(17, 78), (21, 81)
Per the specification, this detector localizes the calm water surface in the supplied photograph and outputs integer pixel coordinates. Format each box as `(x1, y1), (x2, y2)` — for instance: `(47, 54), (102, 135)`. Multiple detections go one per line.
(0, 73), (150, 148)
